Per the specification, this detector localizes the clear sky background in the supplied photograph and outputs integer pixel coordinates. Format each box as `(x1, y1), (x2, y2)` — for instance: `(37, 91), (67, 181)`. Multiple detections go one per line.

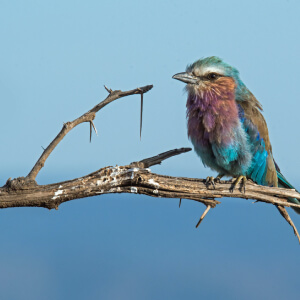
(1, 0), (300, 299)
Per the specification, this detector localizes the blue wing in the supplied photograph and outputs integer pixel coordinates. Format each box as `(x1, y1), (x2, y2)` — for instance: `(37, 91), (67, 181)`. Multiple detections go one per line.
(238, 103), (300, 213)
(238, 104), (273, 186)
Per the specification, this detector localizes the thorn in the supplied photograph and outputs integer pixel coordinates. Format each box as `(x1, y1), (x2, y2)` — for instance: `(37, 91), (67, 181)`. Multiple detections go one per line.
(179, 198), (182, 208)
(41, 146), (45, 150)
(104, 85), (112, 94)
(89, 122), (92, 143)
(89, 120), (98, 143)
(91, 120), (98, 135)
(140, 93), (143, 140)
(55, 205), (59, 210)
(196, 205), (211, 228)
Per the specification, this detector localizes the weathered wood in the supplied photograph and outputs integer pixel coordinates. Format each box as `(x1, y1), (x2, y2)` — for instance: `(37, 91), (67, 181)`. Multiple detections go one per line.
(2, 151), (300, 211)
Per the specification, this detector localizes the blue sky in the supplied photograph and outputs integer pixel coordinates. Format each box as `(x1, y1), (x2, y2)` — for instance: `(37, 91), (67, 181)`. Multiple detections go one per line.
(0, 0), (300, 299)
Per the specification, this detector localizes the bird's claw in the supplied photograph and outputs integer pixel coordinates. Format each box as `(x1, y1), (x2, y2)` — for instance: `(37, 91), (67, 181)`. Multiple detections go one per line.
(205, 176), (216, 189)
(214, 175), (222, 183)
(230, 175), (247, 193)
(205, 174), (224, 189)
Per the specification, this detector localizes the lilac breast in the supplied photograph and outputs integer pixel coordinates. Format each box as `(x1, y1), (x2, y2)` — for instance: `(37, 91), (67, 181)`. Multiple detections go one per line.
(186, 89), (239, 148)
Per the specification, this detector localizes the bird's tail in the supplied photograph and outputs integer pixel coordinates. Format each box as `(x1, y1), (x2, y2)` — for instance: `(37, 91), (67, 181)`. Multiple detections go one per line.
(277, 171), (300, 214)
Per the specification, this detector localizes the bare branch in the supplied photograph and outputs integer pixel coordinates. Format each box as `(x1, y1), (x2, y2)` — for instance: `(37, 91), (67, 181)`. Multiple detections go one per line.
(2, 147), (300, 242)
(276, 205), (300, 243)
(4, 148), (300, 210)
(27, 85), (153, 181)
(196, 205), (211, 228)
(131, 147), (192, 168)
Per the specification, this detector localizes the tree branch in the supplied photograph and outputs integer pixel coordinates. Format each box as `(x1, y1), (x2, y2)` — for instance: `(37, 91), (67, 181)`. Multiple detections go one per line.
(3, 84), (300, 243)
(26, 85), (153, 181)
(196, 205), (211, 228)
(4, 147), (300, 210)
(276, 205), (300, 243)
(3, 146), (300, 230)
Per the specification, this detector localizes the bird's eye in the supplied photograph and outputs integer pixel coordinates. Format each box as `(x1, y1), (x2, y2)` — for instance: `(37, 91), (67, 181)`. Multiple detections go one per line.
(206, 73), (219, 80)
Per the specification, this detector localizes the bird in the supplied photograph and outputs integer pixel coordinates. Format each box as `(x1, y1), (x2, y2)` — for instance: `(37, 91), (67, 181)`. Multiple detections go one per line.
(172, 56), (300, 214)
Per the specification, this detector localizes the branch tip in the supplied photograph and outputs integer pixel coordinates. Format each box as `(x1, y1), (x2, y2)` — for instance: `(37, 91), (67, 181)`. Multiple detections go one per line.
(135, 147), (192, 168)
(277, 205), (300, 244)
(104, 85), (112, 94)
(196, 205), (211, 228)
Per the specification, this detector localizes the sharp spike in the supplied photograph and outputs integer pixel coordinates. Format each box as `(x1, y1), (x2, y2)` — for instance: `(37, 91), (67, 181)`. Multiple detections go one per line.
(140, 93), (143, 140)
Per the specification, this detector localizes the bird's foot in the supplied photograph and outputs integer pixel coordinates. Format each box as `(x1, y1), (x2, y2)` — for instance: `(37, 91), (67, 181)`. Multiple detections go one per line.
(230, 175), (247, 193)
(215, 173), (224, 183)
(205, 176), (216, 189)
(205, 174), (223, 189)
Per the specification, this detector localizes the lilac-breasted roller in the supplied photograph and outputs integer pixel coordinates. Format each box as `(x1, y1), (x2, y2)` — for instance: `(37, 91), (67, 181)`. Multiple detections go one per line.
(173, 56), (300, 214)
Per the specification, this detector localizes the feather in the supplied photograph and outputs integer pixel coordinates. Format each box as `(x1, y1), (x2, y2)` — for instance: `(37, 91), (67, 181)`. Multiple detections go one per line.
(176, 56), (299, 214)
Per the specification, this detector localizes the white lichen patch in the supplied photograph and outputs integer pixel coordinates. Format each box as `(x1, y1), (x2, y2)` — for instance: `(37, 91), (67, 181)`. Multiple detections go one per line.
(71, 185), (83, 190)
(110, 166), (122, 177)
(153, 189), (159, 194)
(126, 168), (140, 179)
(148, 179), (160, 187)
(108, 187), (122, 193)
(128, 168), (140, 172)
(59, 185), (63, 188)
(131, 187), (138, 193)
(52, 189), (64, 200)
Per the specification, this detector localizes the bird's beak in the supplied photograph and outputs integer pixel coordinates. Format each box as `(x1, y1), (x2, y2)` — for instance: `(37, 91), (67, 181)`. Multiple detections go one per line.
(172, 72), (198, 84)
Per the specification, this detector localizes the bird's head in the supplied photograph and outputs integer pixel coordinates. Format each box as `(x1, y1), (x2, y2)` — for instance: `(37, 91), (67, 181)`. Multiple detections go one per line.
(173, 56), (244, 101)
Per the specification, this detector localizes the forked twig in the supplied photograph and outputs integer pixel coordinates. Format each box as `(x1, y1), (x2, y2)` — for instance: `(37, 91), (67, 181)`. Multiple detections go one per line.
(27, 85), (153, 180)
(104, 85), (112, 94)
